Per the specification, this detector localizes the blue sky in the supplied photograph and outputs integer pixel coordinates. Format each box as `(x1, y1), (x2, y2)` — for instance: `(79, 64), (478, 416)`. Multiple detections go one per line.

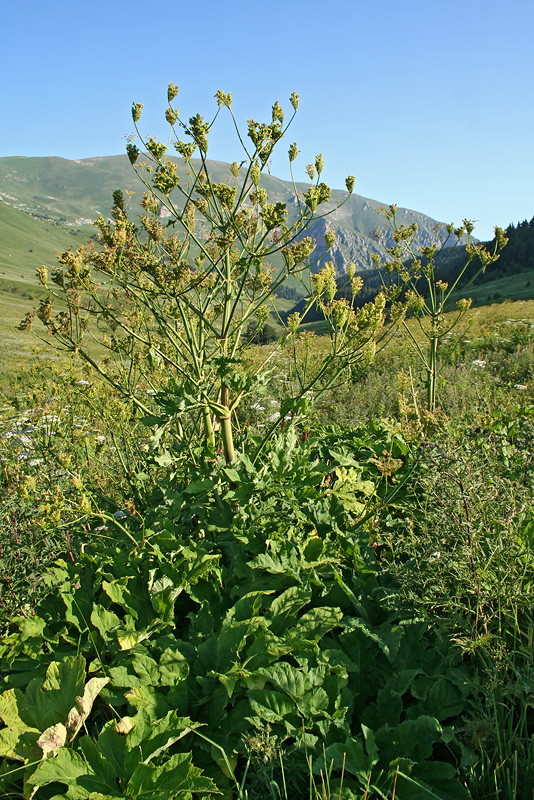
(1, 0), (533, 240)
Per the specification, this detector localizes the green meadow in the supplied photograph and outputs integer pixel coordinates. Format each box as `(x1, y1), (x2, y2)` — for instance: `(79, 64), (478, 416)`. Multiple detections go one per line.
(0, 90), (533, 800)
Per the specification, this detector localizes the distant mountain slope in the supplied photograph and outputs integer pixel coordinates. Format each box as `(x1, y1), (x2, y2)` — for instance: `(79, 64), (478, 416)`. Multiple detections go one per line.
(0, 199), (79, 279)
(0, 155), (452, 278)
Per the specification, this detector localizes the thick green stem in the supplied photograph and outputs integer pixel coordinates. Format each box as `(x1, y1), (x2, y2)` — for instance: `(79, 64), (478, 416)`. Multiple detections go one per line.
(203, 405), (215, 450)
(428, 334), (438, 413)
(220, 383), (234, 463)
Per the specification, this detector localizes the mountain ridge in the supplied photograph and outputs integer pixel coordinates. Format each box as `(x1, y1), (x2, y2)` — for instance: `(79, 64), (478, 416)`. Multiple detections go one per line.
(0, 154), (453, 278)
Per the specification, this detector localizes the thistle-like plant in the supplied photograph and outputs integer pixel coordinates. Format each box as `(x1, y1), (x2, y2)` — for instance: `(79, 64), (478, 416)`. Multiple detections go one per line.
(22, 85), (386, 462)
(373, 208), (508, 413)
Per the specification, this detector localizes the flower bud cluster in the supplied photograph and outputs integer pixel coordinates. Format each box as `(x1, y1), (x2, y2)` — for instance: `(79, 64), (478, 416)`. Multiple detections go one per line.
(420, 245), (437, 261)
(127, 144), (140, 165)
(174, 140), (196, 160)
(213, 183), (238, 210)
(188, 114), (209, 152)
(303, 183), (331, 212)
(393, 222), (418, 244)
(289, 143), (300, 162)
(146, 138), (167, 161)
(165, 107), (179, 126)
(141, 193), (160, 215)
(152, 163), (180, 195)
(283, 237), (315, 268)
(324, 229), (336, 249)
(37, 265), (48, 287)
(249, 189), (267, 213)
(456, 297), (472, 313)
(131, 103), (143, 123)
(351, 275), (363, 296)
(272, 101), (284, 124)
(141, 216), (164, 242)
(287, 312), (301, 334)
(494, 226), (509, 250)
(332, 298), (351, 328)
(345, 176), (355, 195)
(215, 90), (232, 108)
(356, 293), (385, 331)
(250, 162), (261, 187)
(405, 289), (425, 314)
(168, 83), (179, 102)
(313, 261), (337, 302)
(261, 202), (288, 231)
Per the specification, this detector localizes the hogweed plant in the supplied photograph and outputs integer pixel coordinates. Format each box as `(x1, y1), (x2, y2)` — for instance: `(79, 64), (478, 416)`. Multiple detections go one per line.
(21, 85), (386, 463)
(373, 207), (508, 413)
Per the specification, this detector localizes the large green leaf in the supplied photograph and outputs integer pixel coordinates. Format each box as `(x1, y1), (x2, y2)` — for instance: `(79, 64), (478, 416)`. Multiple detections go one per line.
(286, 606), (343, 643)
(125, 752), (216, 798)
(375, 715), (453, 765)
(257, 662), (312, 700)
(159, 648), (189, 686)
(27, 656), (86, 730)
(124, 685), (170, 719)
(0, 656), (109, 765)
(408, 677), (466, 722)
(247, 689), (297, 723)
(29, 748), (89, 788)
(78, 737), (121, 796)
(323, 737), (371, 775)
(268, 586), (312, 634)
(90, 605), (121, 643)
(125, 710), (197, 762)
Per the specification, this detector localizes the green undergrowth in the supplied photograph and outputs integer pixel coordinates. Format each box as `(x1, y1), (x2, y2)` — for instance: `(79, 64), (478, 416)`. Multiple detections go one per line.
(0, 319), (533, 799)
(0, 416), (479, 800)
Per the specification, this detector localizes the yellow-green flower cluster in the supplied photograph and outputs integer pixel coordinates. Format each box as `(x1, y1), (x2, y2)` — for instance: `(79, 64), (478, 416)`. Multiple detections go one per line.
(313, 261), (337, 302)
(174, 140), (196, 160)
(146, 137), (167, 161)
(215, 90), (232, 108)
(262, 202), (288, 231)
(188, 113), (209, 152)
(152, 163), (180, 195)
(405, 289), (425, 314)
(213, 183), (238, 210)
(303, 183), (331, 212)
(283, 237), (315, 268)
(324, 229), (336, 249)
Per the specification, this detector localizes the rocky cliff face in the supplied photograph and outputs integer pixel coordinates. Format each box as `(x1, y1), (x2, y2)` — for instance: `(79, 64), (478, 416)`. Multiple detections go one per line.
(297, 199), (452, 275)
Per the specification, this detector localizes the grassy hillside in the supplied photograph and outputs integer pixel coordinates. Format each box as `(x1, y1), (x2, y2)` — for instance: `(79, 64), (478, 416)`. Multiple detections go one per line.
(0, 200), (80, 280)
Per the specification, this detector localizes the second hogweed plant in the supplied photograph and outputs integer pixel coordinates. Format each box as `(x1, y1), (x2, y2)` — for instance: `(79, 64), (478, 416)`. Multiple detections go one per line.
(373, 207), (508, 413)
(22, 85), (386, 463)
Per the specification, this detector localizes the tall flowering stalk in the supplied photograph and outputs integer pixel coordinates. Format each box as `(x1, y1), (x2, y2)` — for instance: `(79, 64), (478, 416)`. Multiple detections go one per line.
(22, 85), (386, 462)
(373, 208), (508, 413)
